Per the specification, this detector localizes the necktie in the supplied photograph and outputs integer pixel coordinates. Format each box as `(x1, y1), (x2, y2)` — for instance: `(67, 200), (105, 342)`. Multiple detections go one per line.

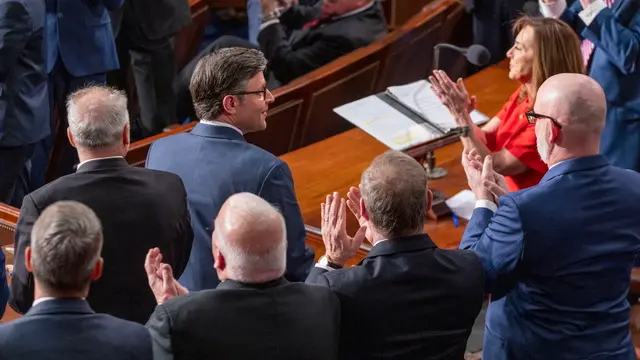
(581, 0), (615, 67)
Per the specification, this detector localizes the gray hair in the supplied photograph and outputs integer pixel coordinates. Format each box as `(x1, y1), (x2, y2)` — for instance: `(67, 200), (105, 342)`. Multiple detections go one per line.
(361, 151), (427, 238)
(67, 86), (129, 148)
(31, 201), (104, 292)
(190, 47), (268, 120)
(214, 193), (286, 283)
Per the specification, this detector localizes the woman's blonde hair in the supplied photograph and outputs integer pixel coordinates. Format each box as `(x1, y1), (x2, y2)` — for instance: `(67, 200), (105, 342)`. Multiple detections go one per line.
(512, 16), (584, 104)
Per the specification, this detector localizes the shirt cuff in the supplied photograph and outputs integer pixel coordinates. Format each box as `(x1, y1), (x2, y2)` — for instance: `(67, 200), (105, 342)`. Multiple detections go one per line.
(579, 0), (607, 26)
(475, 199), (497, 213)
(314, 263), (334, 271)
(259, 19), (280, 32)
(538, 0), (567, 18)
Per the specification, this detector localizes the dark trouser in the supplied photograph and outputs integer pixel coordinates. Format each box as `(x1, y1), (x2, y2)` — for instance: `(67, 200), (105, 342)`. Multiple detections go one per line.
(174, 35), (279, 122)
(0, 144), (35, 207)
(109, 1), (177, 139)
(30, 59), (106, 190)
(472, 0), (526, 67)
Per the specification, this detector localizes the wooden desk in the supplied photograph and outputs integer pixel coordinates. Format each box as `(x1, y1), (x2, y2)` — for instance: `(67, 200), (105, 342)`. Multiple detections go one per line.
(280, 62), (518, 255)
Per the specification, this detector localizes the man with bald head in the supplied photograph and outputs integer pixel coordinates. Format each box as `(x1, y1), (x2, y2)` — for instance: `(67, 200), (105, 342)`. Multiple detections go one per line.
(460, 73), (640, 359)
(10, 86), (193, 324)
(144, 192), (340, 360)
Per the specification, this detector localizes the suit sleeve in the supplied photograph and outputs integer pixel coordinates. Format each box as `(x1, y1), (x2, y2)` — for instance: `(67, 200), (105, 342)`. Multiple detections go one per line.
(100, 0), (124, 11)
(305, 266), (331, 286)
(9, 195), (39, 314)
(146, 305), (175, 360)
(0, 1), (31, 83)
(259, 23), (351, 84)
(459, 195), (524, 291)
(171, 177), (193, 279)
(581, 5), (640, 75)
(0, 247), (7, 319)
(259, 161), (314, 282)
(279, 4), (322, 29)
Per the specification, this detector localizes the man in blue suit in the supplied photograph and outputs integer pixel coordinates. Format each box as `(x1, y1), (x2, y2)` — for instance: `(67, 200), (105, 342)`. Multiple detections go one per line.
(460, 73), (640, 360)
(0, 0), (48, 207)
(32, 0), (123, 188)
(0, 200), (152, 359)
(540, 0), (640, 172)
(146, 48), (314, 291)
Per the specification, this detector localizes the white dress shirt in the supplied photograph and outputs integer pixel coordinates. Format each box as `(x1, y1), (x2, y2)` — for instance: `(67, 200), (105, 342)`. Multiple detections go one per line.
(199, 119), (243, 135)
(76, 156), (125, 171)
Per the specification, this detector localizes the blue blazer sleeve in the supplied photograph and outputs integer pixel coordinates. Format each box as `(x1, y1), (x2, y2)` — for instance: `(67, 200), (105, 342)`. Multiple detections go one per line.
(259, 161), (314, 282)
(0, 1), (31, 82)
(459, 196), (525, 290)
(0, 247), (7, 319)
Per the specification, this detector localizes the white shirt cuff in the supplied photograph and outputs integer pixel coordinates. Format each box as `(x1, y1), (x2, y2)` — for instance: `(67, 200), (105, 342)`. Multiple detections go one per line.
(314, 263), (334, 271)
(538, 0), (567, 18)
(579, 0), (607, 26)
(475, 199), (497, 213)
(259, 19), (280, 32)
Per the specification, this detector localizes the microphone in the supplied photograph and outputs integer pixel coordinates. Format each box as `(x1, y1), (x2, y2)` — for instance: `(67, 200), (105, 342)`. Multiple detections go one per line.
(432, 43), (491, 70)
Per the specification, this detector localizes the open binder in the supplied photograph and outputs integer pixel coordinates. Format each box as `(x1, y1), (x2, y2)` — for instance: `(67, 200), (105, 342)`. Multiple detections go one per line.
(334, 80), (489, 151)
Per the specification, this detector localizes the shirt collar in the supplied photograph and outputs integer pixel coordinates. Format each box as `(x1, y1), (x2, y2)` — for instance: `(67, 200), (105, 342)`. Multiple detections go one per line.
(76, 156), (125, 171)
(32, 297), (55, 307)
(199, 119), (243, 135)
(333, 0), (375, 20)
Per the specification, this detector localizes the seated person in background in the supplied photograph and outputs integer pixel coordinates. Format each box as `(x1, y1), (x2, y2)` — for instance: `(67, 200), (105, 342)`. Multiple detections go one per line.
(10, 86), (193, 324)
(460, 73), (640, 360)
(175, 0), (387, 121)
(145, 192), (340, 360)
(431, 16), (584, 191)
(307, 151), (485, 360)
(0, 247), (6, 319)
(148, 48), (314, 291)
(0, 201), (152, 360)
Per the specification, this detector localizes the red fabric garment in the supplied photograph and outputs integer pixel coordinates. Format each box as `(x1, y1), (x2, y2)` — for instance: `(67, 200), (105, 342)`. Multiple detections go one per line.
(302, 19), (319, 29)
(486, 89), (548, 191)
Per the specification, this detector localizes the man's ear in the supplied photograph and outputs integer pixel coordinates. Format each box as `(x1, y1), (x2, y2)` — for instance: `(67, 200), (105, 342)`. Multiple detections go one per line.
(91, 257), (103, 282)
(122, 124), (130, 148)
(221, 95), (238, 115)
(213, 250), (226, 272)
(25, 246), (34, 273)
(67, 128), (77, 149)
(426, 189), (433, 213)
(360, 197), (370, 221)
(549, 122), (562, 145)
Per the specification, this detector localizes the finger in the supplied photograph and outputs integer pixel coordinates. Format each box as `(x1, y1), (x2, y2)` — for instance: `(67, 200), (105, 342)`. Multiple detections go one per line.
(329, 192), (339, 228)
(346, 199), (360, 219)
(352, 224), (367, 246)
(320, 203), (325, 229)
(483, 179), (508, 198)
(161, 264), (174, 292)
(144, 248), (155, 274)
(482, 155), (494, 181)
(324, 194), (331, 227)
(469, 159), (483, 171)
(339, 198), (347, 231)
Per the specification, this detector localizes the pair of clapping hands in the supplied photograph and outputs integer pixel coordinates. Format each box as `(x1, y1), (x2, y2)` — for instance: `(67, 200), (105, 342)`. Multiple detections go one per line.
(260, 0), (297, 15)
(429, 70), (477, 127)
(320, 187), (370, 267)
(541, 0), (597, 8)
(461, 148), (510, 203)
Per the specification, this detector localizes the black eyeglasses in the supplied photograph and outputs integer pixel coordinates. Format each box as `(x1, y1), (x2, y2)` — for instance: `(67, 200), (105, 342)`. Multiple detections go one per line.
(525, 110), (563, 129)
(230, 88), (268, 100)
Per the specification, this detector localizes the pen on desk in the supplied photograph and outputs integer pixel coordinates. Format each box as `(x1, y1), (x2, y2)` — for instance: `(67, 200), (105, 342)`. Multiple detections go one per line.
(451, 212), (459, 228)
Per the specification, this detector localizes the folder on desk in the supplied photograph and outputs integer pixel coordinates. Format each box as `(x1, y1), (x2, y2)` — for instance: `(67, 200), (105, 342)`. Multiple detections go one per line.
(333, 80), (489, 151)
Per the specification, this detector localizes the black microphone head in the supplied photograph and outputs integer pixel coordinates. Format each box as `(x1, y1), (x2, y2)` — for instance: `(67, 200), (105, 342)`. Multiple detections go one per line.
(466, 44), (491, 66)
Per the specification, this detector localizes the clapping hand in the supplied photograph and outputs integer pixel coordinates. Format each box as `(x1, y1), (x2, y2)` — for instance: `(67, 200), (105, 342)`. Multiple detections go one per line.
(346, 186), (373, 244)
(461, 148), (509, 202)
(321, 192), (367, 266)
(579, 0), (596, 9)
(144, 248), (188, 305)
(429, 70), (476, 126)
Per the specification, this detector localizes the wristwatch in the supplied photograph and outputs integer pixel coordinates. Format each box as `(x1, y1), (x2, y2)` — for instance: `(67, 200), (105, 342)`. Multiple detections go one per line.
(459, 125), (471, 137)
(318, 256), (343, 270)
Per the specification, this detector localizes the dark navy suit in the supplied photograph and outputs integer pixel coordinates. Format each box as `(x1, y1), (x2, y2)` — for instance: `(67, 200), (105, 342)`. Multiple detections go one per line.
(0, 248), (7, 319)
(461, 155), (640, 359)
(146, 123), (314, 291)
(0, 298), (153, 360)
(0, 0), (48, 206)
(559, 0), (640, 171)
(32, 0), (123, 188)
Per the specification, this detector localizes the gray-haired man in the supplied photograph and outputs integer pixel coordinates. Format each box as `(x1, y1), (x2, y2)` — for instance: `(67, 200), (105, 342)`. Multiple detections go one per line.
(10, 86), (193, 324)
(0, 201), (153, 360)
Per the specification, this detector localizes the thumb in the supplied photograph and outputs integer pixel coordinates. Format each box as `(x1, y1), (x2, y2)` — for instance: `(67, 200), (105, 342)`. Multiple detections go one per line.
(353, 225), (367, 245)
(482, 155), (494, 180)
(161, 265), (173, 291)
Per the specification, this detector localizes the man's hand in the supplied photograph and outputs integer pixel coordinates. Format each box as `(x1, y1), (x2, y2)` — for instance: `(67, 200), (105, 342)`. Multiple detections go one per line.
(461, 148), (494, 202)
(321, 192), (367, 266)
(144, 248), (188, 305)
(483, 161), (509, 200)
(429, 70), (474, 125)
(346, 186), (373, 244)
(580, 0), (596, 8)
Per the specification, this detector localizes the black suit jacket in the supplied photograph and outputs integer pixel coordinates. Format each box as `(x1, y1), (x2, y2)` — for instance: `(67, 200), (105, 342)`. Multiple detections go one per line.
(9, 157), (193, 324)
(0, 0), (49, 147)
(110, 0), (190, 40)
(258, 1), (387, 84)
(306, 234), (485, 360)
(0, 299), (153, 360)
(146, 277), (341, 360)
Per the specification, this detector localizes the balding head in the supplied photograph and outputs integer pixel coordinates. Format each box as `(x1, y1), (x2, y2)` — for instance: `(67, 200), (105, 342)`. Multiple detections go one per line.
(212, 193), (287, 283)
(533, 73), (606, 165)
(67, 86), (130, 157)
(360, 151), (431, 240)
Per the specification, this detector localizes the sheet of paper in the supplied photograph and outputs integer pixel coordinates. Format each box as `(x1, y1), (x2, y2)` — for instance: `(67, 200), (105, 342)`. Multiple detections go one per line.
(444, 189), (476, 221)
(333, 95), (440, 150)
(387, 80), (490, 131)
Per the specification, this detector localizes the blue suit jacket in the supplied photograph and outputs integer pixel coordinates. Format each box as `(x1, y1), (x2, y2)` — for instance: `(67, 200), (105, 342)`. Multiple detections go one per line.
(0, 299), (153, 359)
(561, 0), (640, 171)
(461, 155), (640, 360)
(146, 123), (314, 291)
(45, 0), (122, 77)
(0, 0), (49, 146)
(0, 248), (7, 319)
